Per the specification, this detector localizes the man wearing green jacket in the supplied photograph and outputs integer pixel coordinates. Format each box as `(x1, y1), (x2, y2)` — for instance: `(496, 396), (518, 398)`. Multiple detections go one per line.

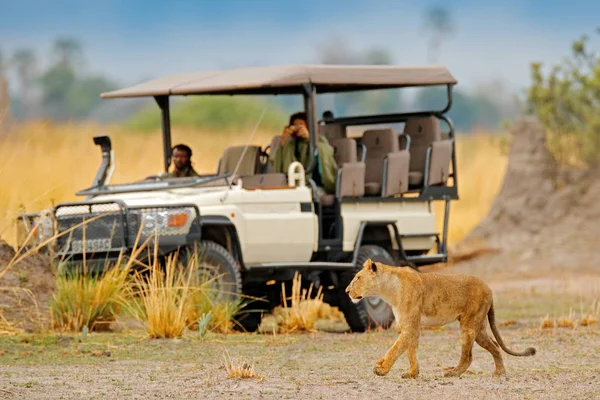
(272, 112), (337, 198)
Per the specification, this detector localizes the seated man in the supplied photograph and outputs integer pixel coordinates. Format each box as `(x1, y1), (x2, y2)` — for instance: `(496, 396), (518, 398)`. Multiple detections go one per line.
(163, 144), (199, 178)
(272, 112), (337, 197)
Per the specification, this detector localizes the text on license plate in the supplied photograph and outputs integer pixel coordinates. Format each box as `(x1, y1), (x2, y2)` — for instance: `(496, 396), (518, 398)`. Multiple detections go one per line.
(70, 239), (112, 253)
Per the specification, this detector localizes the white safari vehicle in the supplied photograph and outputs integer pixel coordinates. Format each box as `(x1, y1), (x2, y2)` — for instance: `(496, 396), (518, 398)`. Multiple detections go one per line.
(17, 65), (459, 332)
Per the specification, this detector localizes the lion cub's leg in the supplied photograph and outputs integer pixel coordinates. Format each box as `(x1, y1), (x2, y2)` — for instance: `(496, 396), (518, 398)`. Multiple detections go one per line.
(373, 328), (419, 377)
(475, 327), (505, 376)
(401, 340), (420, 379)
(444, 322), (477, 378)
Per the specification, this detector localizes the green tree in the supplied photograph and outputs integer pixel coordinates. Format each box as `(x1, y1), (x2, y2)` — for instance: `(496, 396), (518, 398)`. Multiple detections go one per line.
(37, 37), (116, 121)
(526, 28), (600, 167)
(53, 37), (83, 68)
(0, 49), (11, 130)
(126, 96), (287, 133)
(11, 48), (37, 114)
(37, 64), (77, 120)
(423, 5), (456, 64)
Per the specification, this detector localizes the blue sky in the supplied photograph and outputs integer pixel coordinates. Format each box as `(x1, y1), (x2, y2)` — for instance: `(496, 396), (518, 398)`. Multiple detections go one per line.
(1, 0), (599, 97)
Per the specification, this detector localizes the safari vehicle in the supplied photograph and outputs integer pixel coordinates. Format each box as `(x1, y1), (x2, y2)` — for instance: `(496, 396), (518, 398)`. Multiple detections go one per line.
(16, 65), (458, 332)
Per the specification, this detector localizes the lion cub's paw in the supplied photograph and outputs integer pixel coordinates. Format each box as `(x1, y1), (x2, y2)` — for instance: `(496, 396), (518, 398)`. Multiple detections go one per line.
(373, 360), (391, 376)
(401, 370), (419, 379)
(443, 368), (462, 378)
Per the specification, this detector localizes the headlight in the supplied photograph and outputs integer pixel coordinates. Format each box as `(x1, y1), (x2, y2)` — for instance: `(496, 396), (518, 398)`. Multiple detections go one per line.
(138, 207), (196, 237)
(16, 210), (55, 248)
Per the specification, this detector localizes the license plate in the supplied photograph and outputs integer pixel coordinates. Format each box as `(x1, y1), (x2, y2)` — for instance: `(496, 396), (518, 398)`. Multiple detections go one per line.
(70, 238), (112, 253)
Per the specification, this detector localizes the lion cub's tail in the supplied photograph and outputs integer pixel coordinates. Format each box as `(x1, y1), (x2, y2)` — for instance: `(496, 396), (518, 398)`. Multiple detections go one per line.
(488, 302), (536, 357)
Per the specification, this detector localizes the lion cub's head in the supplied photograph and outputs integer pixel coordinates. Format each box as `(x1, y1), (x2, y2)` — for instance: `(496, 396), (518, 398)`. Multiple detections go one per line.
(345, 258), (381, 304)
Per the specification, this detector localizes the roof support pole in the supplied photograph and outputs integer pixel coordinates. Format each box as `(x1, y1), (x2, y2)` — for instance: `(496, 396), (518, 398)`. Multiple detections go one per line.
(154, 95), (172, 173)
(441, 83), (454, 114)
(302, 83), (317, 174)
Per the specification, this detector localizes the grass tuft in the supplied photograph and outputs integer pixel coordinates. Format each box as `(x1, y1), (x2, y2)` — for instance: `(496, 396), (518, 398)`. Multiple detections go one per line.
(125, 247), (243, 339)
(556, 308), (578, 329)
(579, 300), (599, 327)
(49, 258), (131, 332)
(275, 272), (324, 333)
(126, 253), (195, 339)
(0, 313), (22, 336)
(223, 350), (262, 380)
(540, 314), (555, 329)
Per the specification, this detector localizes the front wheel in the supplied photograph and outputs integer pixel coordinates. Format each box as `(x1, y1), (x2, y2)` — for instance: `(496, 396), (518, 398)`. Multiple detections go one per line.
(179, 241), (242, 303)
(337, 245), (395, 332)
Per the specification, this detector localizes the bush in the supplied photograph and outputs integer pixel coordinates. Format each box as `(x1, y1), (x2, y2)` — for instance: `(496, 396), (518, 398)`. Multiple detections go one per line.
(126, 254), (195, 339)
(125, 96), (287, 133)
(50, 260), (131, 332)
(126, 249), (244, 338)
(527, 27), (600, 168)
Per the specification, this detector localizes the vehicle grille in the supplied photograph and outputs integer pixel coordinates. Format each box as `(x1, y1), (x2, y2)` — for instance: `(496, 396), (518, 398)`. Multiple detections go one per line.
(54, 202), (127, 254)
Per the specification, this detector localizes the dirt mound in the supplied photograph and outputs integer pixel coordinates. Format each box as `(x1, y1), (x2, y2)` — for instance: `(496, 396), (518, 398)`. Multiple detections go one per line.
(454, 117), (600, 276)
(0, 240), (56, 332)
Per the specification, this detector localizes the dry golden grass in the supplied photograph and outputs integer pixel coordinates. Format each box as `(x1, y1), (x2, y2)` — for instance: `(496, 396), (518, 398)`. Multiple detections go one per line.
(0, 121), (508, 334)
(0, 121), (507, 250)
(556, 309), (578, 329)
(187, 293), (245, 334)
(275, 272), (325, 333)
(223, 350), (262, 380)
(540, 314), (555, 329)
(434, 133), (508, 248)
(125, 245), (245, 338)
(539, 301), (599, 330)
(499, 320), (516, 327)
(579, 300), (599, 327)
(0, 121), (275, 247)
(50, 260), (131, 332)
(182, 251), (246, 334)
(126, 252), (196, 339)
(0, 313), (21, 336)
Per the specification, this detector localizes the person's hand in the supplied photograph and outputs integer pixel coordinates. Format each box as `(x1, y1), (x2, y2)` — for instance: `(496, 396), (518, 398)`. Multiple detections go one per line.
(296, 126), (309, 140)
(281, 125), (295, 145)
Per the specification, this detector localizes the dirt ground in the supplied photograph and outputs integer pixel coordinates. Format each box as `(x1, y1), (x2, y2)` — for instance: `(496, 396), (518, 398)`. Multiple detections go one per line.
(1, 269), (599, 400)
(0, 242), (55, 332)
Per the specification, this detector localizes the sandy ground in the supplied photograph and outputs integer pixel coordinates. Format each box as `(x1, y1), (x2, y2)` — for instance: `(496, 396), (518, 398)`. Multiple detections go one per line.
(1, 270), (599, 400)
(0, 326), (598, 400)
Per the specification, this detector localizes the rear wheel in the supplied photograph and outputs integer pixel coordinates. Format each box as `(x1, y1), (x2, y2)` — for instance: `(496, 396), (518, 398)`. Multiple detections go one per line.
(337, 245), (395, 332)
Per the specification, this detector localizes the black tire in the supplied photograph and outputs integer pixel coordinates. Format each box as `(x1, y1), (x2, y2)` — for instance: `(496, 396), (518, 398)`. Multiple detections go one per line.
(337, 245), (395, 332)
(180, 241), (242, 303)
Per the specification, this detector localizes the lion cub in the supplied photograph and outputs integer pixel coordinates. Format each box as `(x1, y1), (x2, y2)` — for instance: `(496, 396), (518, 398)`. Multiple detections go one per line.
(345, 259), (536, 378)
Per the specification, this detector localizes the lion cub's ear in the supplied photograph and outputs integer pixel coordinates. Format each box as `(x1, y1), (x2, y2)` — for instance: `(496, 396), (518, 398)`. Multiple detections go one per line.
(364, 259), (377, 272)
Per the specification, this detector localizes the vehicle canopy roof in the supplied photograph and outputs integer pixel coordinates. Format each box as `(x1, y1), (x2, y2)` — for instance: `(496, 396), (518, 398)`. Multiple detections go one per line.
(100, 64), (457, 98)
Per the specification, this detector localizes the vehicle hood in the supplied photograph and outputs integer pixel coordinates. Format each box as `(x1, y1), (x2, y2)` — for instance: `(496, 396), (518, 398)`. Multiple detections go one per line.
(85, 185), (234, 208)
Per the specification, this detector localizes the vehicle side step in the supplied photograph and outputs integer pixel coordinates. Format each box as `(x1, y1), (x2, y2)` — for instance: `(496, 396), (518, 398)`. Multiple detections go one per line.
(406, 254), (447, 266)
(245, 262), (355, 272)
